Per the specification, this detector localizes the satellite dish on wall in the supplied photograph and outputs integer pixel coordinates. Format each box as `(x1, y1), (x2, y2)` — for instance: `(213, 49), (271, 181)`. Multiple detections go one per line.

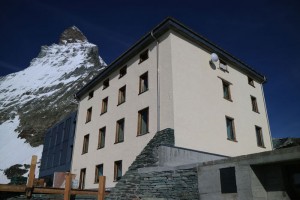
(210, 53), (219, 63)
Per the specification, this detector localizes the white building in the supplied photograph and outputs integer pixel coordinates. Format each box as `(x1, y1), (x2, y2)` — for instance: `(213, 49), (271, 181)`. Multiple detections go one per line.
(71, 18), (272, 189)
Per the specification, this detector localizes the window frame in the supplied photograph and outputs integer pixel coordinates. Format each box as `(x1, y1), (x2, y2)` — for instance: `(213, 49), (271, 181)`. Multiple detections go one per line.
(248, 76), (255, 87)
(101, 97), (108, 115)
(139, 71), (149, 94)
(139, 49), (149, 64)
(255, 126), (265, 148)
(118, 85), (126, 105)
(82, 134), (89, 154)
(88, 90), (94, 100)
(94, 164), (104, 183)
(115, 118), (125, 144)
(119, 66), (127, 78)
(98, 127), (106, 149)
(79, 168), (86, 190)
(220, 167), (237, 193)
(222, 80), (232, 101)
(137, 107), (149, 136)
(114, 160), (122, 181)
(251, 96), (259, 113)
(86, 107), (92, 123)
(103, 78), (109, 90)
(225, 116), (237, 142)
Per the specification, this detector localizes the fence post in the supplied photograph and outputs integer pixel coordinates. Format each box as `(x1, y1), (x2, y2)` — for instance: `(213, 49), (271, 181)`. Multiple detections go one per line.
(26, 155), (37, 199)
(98, 176), (106, 200)
(64, 172), (72, 200)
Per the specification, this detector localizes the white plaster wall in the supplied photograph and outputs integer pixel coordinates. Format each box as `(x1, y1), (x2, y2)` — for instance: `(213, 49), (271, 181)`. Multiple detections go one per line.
(169, 31), (272, 156)
(71, 32), (173, 188)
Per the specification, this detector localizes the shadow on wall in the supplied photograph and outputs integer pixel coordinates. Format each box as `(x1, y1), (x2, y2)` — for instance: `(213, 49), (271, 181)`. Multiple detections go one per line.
(251, 162), (300, 199)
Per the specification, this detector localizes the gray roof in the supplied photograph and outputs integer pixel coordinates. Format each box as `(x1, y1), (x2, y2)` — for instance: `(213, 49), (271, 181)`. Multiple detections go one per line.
(75, 17), (267, 99)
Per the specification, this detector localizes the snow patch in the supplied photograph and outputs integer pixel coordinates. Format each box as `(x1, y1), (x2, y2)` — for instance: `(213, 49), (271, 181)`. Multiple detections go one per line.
(0, 116), (43, 184)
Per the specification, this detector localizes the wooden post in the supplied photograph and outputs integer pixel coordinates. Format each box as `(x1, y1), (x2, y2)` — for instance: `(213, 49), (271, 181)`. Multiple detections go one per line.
(26, 155), (37, 199)
(97, 176), (106, 200)
(64, 172), (72, 200)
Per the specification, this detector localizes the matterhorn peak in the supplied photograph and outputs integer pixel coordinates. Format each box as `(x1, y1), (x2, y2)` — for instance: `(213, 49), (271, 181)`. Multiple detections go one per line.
(59, 26), (88, 44)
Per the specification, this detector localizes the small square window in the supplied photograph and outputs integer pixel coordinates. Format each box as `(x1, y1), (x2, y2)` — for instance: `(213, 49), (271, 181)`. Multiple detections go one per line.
(139, 72), (148, 94)
(251, 96), (259, 113)
(255, 126), (265, 147)
(248, 77), (255, 87)
(98, 127), (106, 149)
(115, 118), (125, 143)
(88, 91), (94, 99)
(138, 107), (149, 136)
(103, 79), (109, 90)
(119, 66), (127, 78)
(114, 160), (122, 181)
(220, 167), (237, 193)
(222, 80), (232, 101)
(82, 134), (89, 154)
(226, 116), (236, 141)
(86, 107), (92, 123)
(139, 49), (149, 63)
(118, 85), (126, 105)
(95, 164), (103, 183)
(101, 97), (108, 114)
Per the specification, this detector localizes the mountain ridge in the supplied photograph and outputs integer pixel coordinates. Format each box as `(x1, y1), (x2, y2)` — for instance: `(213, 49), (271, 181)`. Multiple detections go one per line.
(0, 26), (106, 183)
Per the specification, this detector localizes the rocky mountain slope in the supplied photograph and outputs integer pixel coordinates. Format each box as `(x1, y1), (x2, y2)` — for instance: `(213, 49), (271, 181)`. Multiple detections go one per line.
(0, 26), (106, 183)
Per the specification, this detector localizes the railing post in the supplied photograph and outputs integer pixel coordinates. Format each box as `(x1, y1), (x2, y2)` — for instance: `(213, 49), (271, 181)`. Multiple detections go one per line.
(26, 155), (37, 199)
(64, 172), (72, 200)
(98, 176), (106, 200)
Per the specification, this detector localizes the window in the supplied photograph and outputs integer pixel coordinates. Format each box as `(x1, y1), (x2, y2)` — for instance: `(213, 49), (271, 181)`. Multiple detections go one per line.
(220, 167), (237, 193)
(139, 72), (148, 94)
(248, 76), (254, 87)
(86, 107), (92, 123)
(115, 118), (125, 143)
(98, 127), (106, 149)
(88, 90), (94, 99)
(94, 164), (103, 183)
(222, 80), (232, 101)
(138, 107), (149, 136)
(82, 134), (89, 154)
(119, 66), (127, 78)
(251, 96), (259, 113)
(79, 168), (86, 189)
(103, 78), (109, 89)
(255, 126), (265, 147)
(226, 117), (236, 141)
(118, 85), (126, 105)
(114, 160), (122, 181)
(139, 49), (149, 63)
(101, 97), (108, 114)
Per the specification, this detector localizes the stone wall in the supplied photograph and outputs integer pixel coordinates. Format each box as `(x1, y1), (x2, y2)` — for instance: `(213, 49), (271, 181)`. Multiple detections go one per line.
(105, 128), (199, 200)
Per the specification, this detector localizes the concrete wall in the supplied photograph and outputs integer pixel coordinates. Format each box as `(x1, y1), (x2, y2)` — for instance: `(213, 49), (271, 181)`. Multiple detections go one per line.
(169, 31), (272, 156)
(158, 145), (227, 167)
(197, 147), (300, 200)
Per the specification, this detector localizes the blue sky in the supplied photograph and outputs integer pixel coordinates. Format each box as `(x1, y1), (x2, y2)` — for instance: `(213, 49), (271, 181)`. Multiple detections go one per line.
(0, 0), (299, 138)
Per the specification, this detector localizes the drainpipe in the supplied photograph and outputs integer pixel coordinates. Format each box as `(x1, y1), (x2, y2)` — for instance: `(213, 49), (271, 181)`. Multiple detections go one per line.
(151, 31), (160, 132)
(261, 76), (273, 149)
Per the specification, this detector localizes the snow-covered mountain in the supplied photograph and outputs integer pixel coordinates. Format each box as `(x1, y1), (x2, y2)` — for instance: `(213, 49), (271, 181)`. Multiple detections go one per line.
(0, 26), (106, 183)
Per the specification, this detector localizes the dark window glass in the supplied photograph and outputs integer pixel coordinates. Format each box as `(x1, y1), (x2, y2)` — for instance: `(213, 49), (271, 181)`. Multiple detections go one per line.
(220, 167), (237, 193)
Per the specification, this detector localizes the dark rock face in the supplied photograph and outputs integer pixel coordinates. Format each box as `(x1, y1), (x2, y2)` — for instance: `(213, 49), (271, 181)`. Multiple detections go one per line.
(106, 128), (199, 200)
(59, 26), (88, 44)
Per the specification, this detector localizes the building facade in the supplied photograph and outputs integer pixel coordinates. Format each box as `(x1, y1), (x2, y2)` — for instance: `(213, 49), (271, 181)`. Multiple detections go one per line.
(39, 111), (77, 186)
(71, 18), (272, 188)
